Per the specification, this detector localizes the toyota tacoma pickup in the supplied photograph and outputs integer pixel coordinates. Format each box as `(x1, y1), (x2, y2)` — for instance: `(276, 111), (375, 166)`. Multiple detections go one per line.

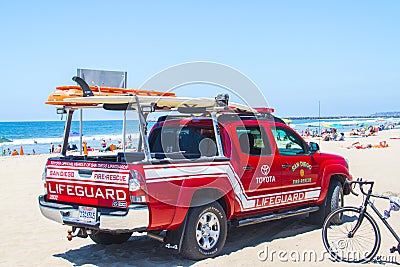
(39, 80), (351, 260)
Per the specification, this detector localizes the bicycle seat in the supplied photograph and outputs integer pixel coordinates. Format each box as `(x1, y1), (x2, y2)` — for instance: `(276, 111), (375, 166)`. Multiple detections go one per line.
(389, 196), (400, 208)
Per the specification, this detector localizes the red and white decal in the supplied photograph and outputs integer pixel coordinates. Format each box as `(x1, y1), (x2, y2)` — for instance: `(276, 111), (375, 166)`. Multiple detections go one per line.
(45, 161), (130, 207)
(48, 182), (127, 200)
(48, 160), (129, 170)
(143, 162), (321, 211)
(46, 168), (129, 185)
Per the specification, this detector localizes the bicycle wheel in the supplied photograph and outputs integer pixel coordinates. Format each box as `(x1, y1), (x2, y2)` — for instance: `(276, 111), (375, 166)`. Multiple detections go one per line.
(322, 207), (381, 263)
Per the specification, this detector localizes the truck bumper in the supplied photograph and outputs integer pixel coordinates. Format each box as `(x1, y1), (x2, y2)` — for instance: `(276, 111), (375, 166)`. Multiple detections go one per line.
(38, 195), (149, 231)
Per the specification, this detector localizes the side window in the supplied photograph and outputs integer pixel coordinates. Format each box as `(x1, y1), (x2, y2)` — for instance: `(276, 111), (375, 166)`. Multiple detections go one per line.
(178, 126), (216, 156)
(149, 127), (177, 153)
(149, 126), (217, 158)
(273, 127), (307, 155)
(236, 126), (272, 156)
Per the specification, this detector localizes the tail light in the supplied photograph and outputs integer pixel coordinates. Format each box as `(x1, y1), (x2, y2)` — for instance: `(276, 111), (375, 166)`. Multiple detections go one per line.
(129, 170), (149, 204)
(42, 166), (48, 195)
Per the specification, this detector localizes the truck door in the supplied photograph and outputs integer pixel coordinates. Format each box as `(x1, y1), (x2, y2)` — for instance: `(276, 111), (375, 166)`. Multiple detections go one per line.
(272, 126), (319, 195)
(231, 125), (281, 199)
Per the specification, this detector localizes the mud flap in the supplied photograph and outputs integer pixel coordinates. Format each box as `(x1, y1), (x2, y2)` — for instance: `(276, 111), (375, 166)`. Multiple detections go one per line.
(162, 216), (188, 254)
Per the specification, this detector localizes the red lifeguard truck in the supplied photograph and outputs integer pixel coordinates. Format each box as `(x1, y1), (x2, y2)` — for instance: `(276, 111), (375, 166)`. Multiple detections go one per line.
(39, 78), (351, 260)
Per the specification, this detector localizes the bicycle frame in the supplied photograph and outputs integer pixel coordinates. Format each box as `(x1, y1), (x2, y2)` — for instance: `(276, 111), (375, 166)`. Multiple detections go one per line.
(349, 180), (400, 244)
(367, 198), (400, 244)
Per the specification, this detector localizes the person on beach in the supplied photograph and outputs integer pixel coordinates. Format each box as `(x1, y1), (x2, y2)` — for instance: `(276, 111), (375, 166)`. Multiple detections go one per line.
(11, 149), (19, 156)
(331, 128), (338, 140)
(117, 141), (123, 149)
(105, 143), (116, 152)
(350, 129), (359, 136)
(101, 139), (107, 149)
(7, 148), (11, 156)
(50, 143), (54, 153)
(54, 144), (61, 153)
(83, 141), (88, 155)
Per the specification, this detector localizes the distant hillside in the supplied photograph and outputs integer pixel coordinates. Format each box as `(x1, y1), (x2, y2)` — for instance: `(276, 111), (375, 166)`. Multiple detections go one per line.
(370, 111), (400, 117)
(287, 113), (400, 120)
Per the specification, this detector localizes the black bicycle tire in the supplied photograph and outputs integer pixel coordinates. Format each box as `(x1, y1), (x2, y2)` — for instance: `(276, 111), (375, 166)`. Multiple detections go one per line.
(322, 206), (381, 263)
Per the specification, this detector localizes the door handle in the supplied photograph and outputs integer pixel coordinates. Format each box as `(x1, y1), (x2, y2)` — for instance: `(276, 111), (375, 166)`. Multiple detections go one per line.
(243, 166), (254, 171)
(281, 163), (291, 169)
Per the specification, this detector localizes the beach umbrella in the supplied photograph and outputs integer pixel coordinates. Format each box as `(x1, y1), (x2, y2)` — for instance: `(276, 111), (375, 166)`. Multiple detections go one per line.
(322, 123), (333, 128)
(20, 146), (24, 155)
(331, 123), (344, 129)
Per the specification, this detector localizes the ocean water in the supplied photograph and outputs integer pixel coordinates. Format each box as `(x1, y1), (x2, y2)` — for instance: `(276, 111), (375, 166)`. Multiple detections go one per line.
(0, 120), (139, 155)
(0, 117), (398, 155)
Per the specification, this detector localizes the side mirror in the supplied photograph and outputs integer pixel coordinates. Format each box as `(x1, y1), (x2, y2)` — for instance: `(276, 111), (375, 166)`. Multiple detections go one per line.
(309, 142), (320, 153)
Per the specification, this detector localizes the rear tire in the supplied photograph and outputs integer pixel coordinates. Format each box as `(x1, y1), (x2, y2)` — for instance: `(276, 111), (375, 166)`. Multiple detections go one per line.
(89, 231), (132, 245)
(180, 202), (227, 260)
(308, 179), (343, 226)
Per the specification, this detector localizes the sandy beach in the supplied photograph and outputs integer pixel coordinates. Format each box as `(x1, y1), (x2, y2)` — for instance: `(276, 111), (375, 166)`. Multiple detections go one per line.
(1, 129), (400, 266)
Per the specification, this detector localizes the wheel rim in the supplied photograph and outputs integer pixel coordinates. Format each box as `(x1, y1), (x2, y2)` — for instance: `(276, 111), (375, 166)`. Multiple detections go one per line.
(324, 208), (380, 263)
(196, 211), (220, 250)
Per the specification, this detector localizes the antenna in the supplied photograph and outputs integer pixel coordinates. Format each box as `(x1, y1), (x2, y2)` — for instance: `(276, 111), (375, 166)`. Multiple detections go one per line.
(318, 100), (321, 146)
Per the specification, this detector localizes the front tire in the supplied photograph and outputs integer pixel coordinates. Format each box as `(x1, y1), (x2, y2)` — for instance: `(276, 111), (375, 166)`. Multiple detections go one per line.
(322, 207), (381, 263)
(309, 179), (344, 225)
(180, 202), (227, 260)
(89, 231), (132, 245)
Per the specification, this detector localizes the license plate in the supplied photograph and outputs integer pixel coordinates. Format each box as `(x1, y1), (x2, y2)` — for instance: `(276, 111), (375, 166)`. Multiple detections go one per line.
(78, 206), (97, 223)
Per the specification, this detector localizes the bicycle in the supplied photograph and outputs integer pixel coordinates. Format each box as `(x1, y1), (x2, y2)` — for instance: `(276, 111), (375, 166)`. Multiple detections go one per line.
(322, 179), (400, 263)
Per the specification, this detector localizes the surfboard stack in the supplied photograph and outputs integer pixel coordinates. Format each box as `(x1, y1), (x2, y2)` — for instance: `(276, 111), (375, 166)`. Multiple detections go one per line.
(45, 83), (257, 113)
(45, 85), (176, 106)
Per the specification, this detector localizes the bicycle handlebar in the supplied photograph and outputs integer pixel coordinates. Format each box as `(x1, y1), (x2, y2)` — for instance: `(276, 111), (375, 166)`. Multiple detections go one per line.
(346, 178), (374, 197)
(345, 179), (391, 200)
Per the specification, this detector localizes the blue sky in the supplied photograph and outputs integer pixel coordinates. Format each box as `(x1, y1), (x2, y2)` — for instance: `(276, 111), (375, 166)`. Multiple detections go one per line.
(0, 1), (399, 121)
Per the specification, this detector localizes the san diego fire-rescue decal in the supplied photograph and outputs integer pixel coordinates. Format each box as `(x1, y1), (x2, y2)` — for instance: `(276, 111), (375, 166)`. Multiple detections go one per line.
(46, 161), (130, 207)
(291, 161), (313, 185)
(291, 161), (312, 172)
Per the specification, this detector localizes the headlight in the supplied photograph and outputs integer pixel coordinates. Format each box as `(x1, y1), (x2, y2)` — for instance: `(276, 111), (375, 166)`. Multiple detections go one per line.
(344, 158), (350, 170)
